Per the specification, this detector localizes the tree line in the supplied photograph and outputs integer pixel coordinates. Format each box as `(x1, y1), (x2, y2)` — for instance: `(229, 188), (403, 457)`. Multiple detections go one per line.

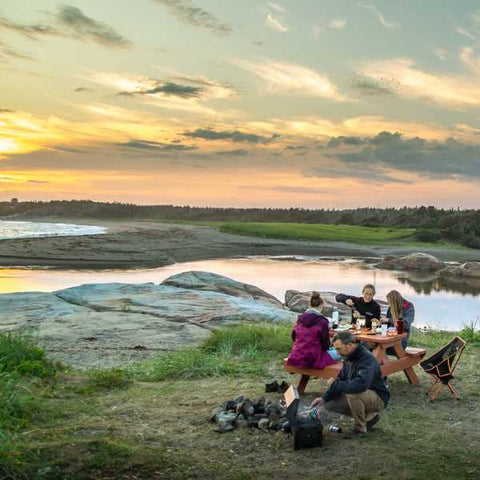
(1, 200), (479, 248)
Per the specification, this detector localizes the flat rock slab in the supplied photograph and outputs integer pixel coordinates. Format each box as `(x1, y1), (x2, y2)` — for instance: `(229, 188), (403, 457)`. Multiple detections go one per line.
(162, 270), (282, 307)
(0, 272), (295, 368)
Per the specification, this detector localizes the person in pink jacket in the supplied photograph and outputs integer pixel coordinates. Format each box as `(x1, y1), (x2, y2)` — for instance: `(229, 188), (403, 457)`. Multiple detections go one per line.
(286, 292), (337, 369)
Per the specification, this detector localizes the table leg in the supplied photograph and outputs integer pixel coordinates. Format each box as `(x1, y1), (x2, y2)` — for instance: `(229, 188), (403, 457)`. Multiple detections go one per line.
(372, 345), (389, 365)
(297, 374), (310, 395)
(392, 343), (419, 384)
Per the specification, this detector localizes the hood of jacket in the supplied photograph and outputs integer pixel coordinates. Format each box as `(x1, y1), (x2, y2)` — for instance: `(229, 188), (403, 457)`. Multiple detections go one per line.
(297, 310), (324, 327)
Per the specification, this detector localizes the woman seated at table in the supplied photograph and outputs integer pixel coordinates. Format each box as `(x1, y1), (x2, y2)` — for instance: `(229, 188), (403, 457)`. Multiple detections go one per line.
(335, 283), (381, 329)
(286, 292), (339, 369)
(381, 290), (415, 349)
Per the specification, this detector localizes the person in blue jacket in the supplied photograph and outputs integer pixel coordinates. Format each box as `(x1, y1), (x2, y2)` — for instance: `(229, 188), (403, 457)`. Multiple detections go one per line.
(381, 290), (415, 349)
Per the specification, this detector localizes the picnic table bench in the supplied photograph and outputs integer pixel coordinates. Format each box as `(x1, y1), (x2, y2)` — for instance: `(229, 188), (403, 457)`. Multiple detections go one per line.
(284, 332), (426, 394)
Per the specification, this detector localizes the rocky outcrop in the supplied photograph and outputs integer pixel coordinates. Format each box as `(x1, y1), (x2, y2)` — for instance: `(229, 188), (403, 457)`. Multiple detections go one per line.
(438, 261), (480, 279)
(0, 272), (296, 368)
(285, 290), (346, 317)
(378, 253), (446, 271)
(162, 271), (282, 307)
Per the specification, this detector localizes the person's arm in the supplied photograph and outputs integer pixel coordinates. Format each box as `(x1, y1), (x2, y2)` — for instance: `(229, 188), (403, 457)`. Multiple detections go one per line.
(327, 364), (375, 397)
(383, 307), (394, 327)
(373, 302), (381, 321)
(322, 365), (347, 403)
(335, 294), (360, 323)
(335, 293), (357, 306)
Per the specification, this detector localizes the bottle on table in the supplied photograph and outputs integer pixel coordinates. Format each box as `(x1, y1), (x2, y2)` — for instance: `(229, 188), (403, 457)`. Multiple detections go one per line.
(332, 307), (339, 327)
(396, 317), (404, 334)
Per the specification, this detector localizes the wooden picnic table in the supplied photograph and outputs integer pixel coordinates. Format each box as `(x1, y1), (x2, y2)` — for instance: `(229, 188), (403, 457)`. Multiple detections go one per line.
(284, 330), (426, 394)
(354, 331), (422, 384)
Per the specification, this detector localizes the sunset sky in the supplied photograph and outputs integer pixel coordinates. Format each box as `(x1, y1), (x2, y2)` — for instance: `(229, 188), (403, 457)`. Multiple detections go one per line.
(2, 1), (480, 208)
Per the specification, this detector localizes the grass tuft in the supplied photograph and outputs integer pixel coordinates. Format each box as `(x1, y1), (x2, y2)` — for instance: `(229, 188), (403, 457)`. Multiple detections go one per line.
(129, 324), (292, 381)
(85, 368), (132, 392)
(0, 333), (58, 378)
(201, 323), (292, 355)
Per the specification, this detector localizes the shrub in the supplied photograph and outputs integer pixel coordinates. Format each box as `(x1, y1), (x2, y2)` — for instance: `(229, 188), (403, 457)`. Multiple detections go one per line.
(460, 320), (480, 344)
(415, 229), (442, 243)
(0, 333), (57, 378)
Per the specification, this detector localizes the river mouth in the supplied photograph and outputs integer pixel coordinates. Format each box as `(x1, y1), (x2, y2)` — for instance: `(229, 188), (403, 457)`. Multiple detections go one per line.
(0, 255), (478, 332)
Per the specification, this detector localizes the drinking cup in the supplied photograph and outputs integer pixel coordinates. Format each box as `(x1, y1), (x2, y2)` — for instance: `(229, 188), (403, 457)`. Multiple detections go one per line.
(381, 324), (388, 336)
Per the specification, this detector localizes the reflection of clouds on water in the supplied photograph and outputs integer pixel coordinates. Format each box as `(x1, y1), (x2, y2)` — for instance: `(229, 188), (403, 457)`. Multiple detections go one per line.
(0, 257), (478, 331)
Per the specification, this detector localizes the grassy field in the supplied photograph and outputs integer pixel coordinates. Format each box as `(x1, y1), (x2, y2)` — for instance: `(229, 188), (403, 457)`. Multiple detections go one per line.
(2, 326), (480, 480)
(219, 222), (421, 245)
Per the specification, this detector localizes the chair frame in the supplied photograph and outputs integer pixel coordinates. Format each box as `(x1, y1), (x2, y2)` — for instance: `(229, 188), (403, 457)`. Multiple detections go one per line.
(421, 336), (466, 401)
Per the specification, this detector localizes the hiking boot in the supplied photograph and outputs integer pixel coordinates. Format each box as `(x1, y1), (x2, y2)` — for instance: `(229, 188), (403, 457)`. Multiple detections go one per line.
(366, 413), (380, 431)
(265, 380), (279, 392)
(278, 381), (290, 393)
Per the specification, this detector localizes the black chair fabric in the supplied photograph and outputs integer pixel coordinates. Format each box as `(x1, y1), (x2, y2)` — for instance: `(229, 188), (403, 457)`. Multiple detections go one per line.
(420, 337), (465, 383)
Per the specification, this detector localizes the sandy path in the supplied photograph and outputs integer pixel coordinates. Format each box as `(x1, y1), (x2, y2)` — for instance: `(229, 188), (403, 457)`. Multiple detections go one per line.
(0, 218), (479, 268)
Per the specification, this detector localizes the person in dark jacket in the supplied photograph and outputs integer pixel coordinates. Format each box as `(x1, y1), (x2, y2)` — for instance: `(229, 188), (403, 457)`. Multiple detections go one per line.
(286, 292), (336, 369)
(382, 290), (415, 349)
(335, 283), (381, 329)
(311, 331), (390, 436)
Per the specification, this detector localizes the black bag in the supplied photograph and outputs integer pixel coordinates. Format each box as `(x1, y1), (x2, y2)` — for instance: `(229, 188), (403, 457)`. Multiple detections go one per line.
(284, 385), (323, 450)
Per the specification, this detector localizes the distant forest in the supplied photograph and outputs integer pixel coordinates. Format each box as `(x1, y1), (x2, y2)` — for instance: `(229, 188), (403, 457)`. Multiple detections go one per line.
(1, 200), (480, 249)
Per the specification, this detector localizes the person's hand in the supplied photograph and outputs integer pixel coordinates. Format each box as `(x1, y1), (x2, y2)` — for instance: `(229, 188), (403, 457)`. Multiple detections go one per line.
(327, 378), (336, 387)
(346, 299), (354, 307)
(311, 397), (324, 408)
(352, 310), (360, 319)
(380, 316), (388, 324)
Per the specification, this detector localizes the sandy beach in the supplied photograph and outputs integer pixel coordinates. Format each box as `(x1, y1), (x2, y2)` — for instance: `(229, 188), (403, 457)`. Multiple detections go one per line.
(0, 218), (480, 269)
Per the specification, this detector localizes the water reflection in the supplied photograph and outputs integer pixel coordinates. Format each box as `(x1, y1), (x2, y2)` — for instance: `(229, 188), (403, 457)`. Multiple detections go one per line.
(0, 257), (478, 331)
(398, 273), (480, 296)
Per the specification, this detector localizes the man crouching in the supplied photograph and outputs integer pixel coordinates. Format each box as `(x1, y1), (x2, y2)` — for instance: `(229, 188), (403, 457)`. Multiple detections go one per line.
(311, 331), (390, 437)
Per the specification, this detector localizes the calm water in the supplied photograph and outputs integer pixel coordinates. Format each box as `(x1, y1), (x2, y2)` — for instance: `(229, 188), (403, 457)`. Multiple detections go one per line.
(0, 220), (105, 239)
(0, 256), (478, 331)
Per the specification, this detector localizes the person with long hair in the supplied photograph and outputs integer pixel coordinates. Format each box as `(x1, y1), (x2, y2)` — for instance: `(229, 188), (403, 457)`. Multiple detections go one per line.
(382, 290), (415, 349)
(286, 291), (337, 369)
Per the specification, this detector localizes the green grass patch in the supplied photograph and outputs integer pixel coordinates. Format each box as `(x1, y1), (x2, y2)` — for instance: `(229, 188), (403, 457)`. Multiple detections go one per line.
(201, 323), (292, 355)
(0, 333), (58, 378)
(0, 373), (34, 431)
(85, 368), (132, 392)
(410, 325), (480, 350)
(220, 221), (417, 244)
(130, 324), (292, 381)
(2, 323), (480, 479)
(128, 347), (265, 381)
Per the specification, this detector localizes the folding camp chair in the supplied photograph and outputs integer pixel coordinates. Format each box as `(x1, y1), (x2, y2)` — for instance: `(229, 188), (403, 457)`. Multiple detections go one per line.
(420, 336), (466, 401)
